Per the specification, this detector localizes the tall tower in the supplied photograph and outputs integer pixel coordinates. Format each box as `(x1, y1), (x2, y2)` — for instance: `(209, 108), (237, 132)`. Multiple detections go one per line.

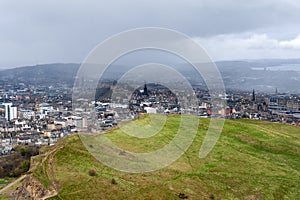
(143, 83), (148, 96)
(252, 89), (256, 102)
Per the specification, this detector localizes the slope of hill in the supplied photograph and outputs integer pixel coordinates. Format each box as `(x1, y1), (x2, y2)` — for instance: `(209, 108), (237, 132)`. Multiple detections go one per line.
(1, 116), (299, 200)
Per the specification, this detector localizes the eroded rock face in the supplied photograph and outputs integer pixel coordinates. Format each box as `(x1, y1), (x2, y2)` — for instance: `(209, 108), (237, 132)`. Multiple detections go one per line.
(13, 176), (56, 200)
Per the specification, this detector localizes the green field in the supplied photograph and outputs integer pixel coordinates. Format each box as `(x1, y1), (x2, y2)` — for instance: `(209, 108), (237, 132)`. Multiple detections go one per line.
(10, 116), (300, 199)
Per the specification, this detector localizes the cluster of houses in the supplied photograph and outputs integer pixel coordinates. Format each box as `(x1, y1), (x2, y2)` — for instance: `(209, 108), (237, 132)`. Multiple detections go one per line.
(1, 81), (300, 156)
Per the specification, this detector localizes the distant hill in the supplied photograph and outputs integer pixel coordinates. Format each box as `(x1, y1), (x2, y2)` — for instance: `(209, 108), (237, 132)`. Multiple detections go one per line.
(1, 116), (299, 199)
(0, 59), (300, 93)
(215, 59), (300, 93)
(0, 63), (80, 86)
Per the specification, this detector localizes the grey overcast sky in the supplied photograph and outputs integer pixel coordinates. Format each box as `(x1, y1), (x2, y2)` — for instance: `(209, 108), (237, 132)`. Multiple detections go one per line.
(0, 0), (300, 69)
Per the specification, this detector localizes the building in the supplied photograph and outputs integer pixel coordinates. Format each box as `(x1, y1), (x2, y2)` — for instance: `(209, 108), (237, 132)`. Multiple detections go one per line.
(252, 89), (256, 102)
(2, 102), (17, 121)
(19, 110), (35, 120)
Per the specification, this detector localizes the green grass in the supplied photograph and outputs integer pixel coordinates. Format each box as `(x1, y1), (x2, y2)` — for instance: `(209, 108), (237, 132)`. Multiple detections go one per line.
(0, 178), (16, 190)
(0, 180), (7, 187)
(30, 116), (299, 199)
(0, 179), (9, 190)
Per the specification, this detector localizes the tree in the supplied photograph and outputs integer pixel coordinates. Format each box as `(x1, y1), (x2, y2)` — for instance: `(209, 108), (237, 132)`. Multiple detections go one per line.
(20, 160), (30, 173)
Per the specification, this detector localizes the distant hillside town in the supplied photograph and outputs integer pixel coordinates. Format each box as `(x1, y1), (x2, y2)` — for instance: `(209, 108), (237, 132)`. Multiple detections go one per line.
(0, 78), (300, 157)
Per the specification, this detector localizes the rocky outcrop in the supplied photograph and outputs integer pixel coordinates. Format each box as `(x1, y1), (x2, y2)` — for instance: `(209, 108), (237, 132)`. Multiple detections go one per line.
(13, 175), (57, 200)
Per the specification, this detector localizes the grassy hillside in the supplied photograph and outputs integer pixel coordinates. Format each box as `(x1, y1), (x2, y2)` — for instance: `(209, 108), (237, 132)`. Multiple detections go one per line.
(7, 116), (300, 199)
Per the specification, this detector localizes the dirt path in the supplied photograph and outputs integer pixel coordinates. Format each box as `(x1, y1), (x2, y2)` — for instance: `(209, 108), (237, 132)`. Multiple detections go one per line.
(0, 175), (27, 194)
(0, 141), (66, 199)
(0, 142), (63, 199)
(41, 190), (58, 200)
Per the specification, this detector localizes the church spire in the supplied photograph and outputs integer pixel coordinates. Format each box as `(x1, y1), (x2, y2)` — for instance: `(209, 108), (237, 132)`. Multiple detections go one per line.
(143, 82), (148, 96)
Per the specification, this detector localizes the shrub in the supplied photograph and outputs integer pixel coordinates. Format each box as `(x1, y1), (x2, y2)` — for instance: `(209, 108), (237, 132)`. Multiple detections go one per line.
(178, 192), (188, 199)
(20, 160), (30, 173)
(88, 169), (96, 176)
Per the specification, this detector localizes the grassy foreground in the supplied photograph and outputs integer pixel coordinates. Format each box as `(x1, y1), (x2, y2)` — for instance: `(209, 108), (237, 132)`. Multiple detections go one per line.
(18, 116), (300, 199)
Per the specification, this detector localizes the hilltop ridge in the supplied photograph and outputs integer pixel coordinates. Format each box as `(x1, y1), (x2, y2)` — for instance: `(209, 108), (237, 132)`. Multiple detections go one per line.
(1, 116), (299, 199)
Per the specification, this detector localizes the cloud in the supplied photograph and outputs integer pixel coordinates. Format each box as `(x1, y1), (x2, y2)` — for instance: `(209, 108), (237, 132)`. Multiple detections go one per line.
(279, 35), (300, 49)
(194, 33), (300, 61)
(0, 0), (300, 68)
